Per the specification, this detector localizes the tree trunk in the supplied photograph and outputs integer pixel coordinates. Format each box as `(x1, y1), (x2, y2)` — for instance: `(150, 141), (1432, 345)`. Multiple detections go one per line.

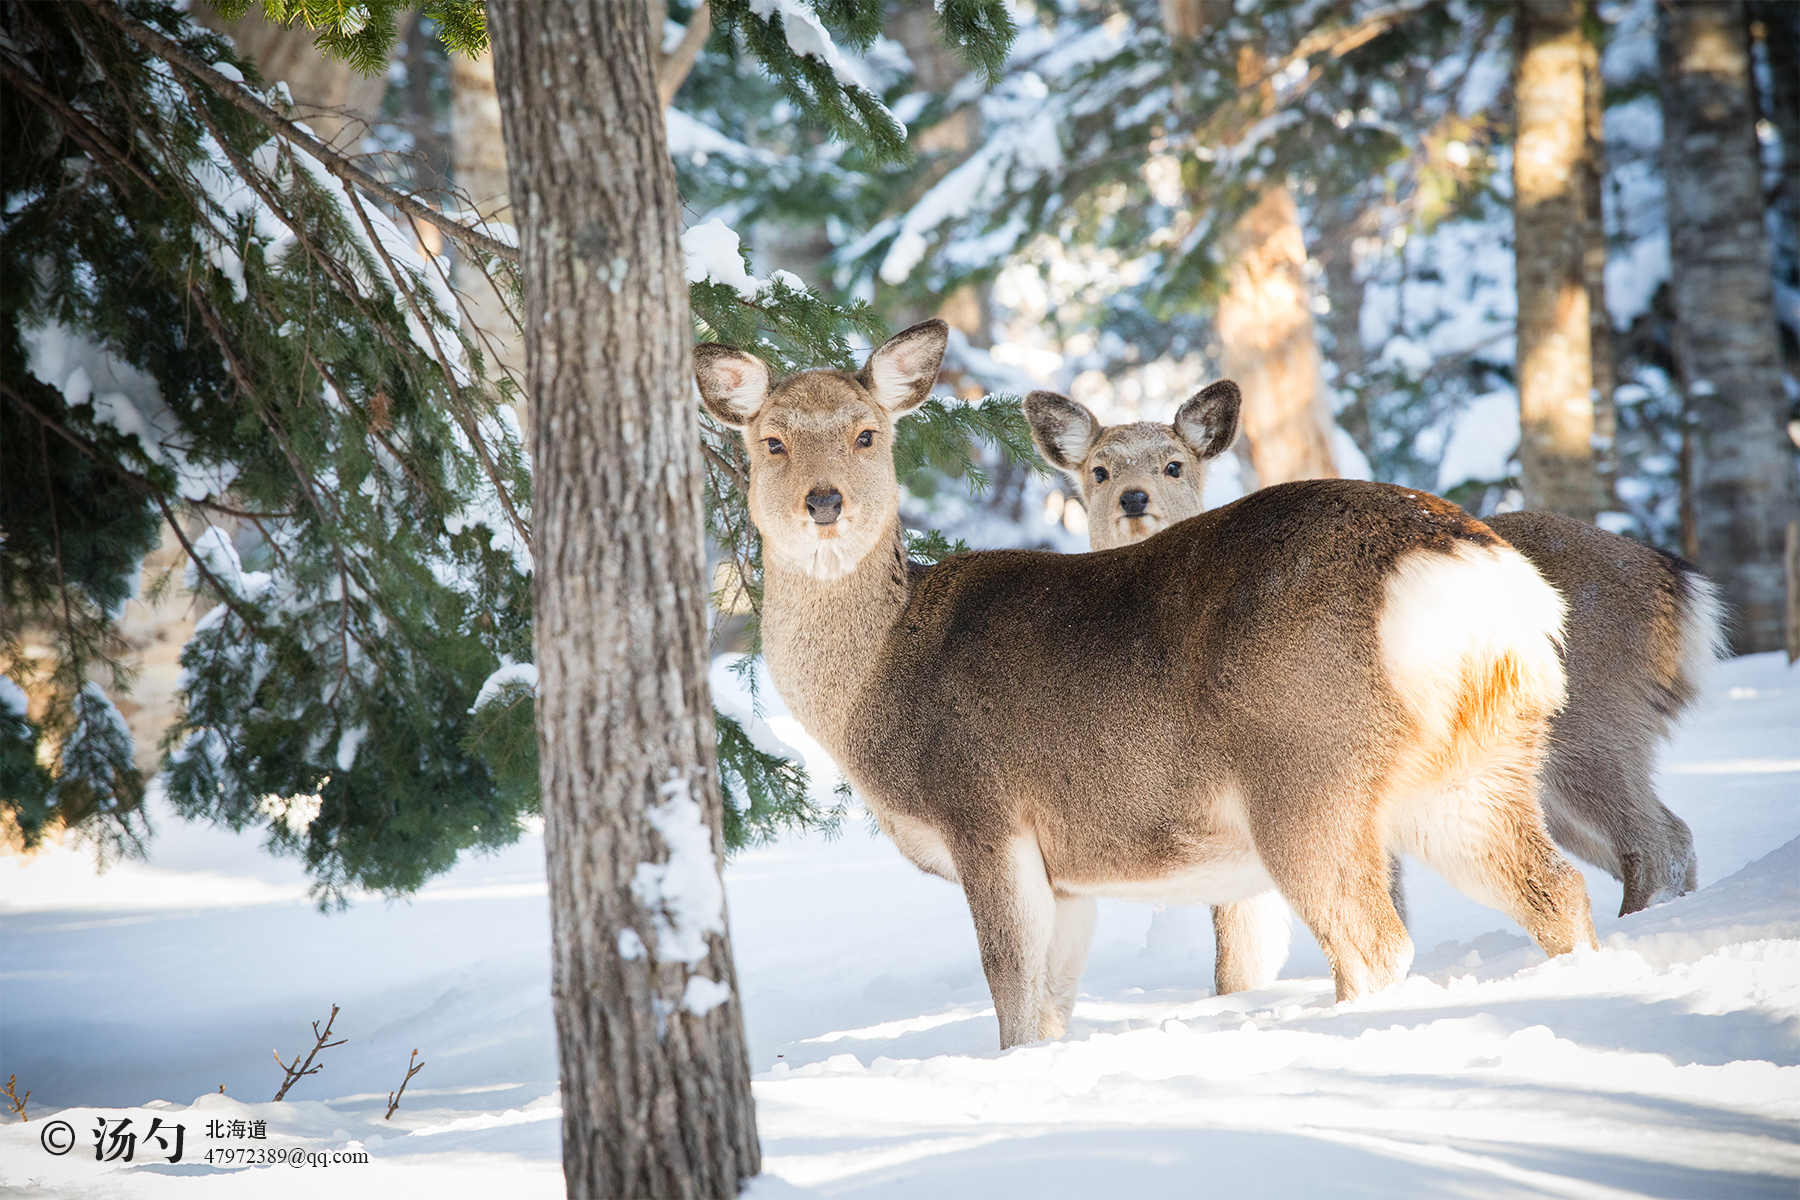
(1582, 14), (1617, 507)
(1514, 0), (1602, 521)
(1159, 12), (1337, 487)
(1660, 0), (1800, 653)
(449, 49), (524, 424)
(486, 5), (760, 1197)
(1216, 184), (1339, 485)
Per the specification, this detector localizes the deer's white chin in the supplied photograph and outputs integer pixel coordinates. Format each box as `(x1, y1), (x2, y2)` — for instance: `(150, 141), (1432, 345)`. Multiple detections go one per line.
(1119, 513), (1163, 539)
(773, 521), (872, 581)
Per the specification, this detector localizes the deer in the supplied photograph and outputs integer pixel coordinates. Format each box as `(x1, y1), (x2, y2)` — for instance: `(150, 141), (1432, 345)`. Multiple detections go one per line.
(1025, 389), (1720, 995)
(695, 319), (1597, 1049)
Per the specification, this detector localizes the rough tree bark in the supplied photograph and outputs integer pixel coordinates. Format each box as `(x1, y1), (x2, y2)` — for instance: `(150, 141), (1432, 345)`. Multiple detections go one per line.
(486, 4), (760, 1197)
(1660, 0), (1800, 654)
(1514, 0), (1603, 521)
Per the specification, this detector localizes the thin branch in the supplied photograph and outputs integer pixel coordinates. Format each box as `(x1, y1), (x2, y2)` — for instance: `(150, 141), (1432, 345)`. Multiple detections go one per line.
(271, 1003), (345, 1102)
(37, 425), (81, 677)
(86, 1), (519, 264)
(4, 1074), (28, 1122)
(383, 1049), (425, 1120)
(659, 2), (712, 107)
(1287, 0), (1433, 66)
(700, 436), (748, 492)
(152, 493), (267, 636)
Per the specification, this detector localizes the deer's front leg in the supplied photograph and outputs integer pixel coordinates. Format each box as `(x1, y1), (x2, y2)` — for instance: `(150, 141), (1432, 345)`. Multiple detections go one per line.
(1042, 892), (1097, 1038)
(956, 831), (1058, 1049)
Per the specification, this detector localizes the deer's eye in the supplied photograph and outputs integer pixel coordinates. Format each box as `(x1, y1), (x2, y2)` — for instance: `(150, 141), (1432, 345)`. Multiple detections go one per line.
(765, 438), (786, 456)
(856, 429), (874, 448)
(1093, 466), (1109, 483)
(1165, 461), (1183, 478)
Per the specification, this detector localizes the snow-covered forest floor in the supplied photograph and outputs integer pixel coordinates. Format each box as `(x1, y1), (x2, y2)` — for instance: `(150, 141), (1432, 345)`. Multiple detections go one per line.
(2, 652), (1796, 1198)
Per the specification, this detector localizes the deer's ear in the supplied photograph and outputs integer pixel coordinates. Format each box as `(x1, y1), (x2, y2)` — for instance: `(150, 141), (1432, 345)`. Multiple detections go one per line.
(1024, 391), (1102, 476)
(1173, 380), (1241, 461)
(859, 320), (948, 417)
(694, 344), (771, 428)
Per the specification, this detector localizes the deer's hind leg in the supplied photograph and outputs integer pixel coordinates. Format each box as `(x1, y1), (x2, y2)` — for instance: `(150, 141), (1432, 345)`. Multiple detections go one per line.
(1538, 737), (1696, 916)
(1044, 893), (1096, 1036)
(1239, 777), (1412, 1003)
(1396, 752), (1598, 957)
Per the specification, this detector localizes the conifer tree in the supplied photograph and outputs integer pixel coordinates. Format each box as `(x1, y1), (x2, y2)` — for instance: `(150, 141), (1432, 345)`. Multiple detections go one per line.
(1, 0), (1023, 899)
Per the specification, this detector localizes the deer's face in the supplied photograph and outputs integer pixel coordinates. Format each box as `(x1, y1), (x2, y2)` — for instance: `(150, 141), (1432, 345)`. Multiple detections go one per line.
(1026, 382), (1243, 550)
(1076, 423), (1207, 550)
(743, 377), (899, 579)
(695, 321), (948, 581)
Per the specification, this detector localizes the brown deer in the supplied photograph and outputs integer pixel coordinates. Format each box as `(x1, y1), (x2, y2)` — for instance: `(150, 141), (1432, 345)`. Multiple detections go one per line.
(696, 320), (1596, 1048)
(1026, 390), (1719, 994)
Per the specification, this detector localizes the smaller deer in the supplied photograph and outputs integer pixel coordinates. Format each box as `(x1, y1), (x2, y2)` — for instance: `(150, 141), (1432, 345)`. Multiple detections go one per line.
(1026, 390), (1719, 993)
(698, 321), (1597, 1048)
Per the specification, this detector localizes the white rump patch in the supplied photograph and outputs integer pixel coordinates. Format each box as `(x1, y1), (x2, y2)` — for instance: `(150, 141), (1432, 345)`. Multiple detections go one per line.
(1378, 541), (1568, 750)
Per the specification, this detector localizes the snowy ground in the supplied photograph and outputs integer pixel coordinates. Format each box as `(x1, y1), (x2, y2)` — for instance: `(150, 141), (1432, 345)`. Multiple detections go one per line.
(2, 652), (1796, 1198)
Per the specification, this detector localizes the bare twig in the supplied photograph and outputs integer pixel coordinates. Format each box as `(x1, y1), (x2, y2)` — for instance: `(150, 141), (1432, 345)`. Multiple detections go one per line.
(86, 1), (517, 264)
(383, 1049), (425, 1120)
(271, 1003), (345, 1102)
(5, 1075), (28, 1122)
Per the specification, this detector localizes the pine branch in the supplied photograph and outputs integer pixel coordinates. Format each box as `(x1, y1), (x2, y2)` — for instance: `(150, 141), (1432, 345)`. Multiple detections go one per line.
(86, 0), (519, 264)
(383, 1048), (424, 1120)
(271, 1003), (345, 1102)
(0, 55), (163, 196)
(340, 185), (532, 552)
(2, 382), (297, 521)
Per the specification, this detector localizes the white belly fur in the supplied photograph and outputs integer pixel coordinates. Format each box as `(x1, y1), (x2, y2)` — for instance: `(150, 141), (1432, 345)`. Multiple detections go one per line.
(1057, 848), (1276, 907)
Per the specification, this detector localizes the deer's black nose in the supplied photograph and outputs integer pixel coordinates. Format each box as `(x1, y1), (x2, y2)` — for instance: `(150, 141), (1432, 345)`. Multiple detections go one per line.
(1119, 490), (1149, 517)
(806, 489), (843, 524)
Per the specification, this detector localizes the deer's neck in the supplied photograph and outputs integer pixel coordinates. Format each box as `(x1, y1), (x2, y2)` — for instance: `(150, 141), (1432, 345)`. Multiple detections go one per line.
(759, 518), (912, 762)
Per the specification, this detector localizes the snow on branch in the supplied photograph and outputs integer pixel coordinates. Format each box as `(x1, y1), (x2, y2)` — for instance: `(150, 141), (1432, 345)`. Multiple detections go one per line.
(89, 1), (519, 265)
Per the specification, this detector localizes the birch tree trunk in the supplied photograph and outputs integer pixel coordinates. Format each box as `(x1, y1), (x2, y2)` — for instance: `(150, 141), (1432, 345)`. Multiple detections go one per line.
(1514, 0), (1602, 521)
(1660, 0), (1800, 654)
(486, 4), (760, 1196)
